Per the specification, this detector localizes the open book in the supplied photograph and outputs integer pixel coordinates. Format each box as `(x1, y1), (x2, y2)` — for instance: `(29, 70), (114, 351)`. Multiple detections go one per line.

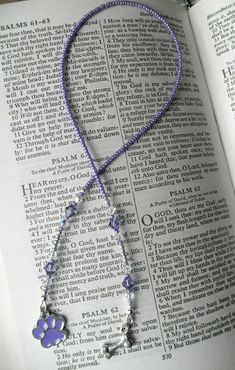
(0, 0), (234, 369)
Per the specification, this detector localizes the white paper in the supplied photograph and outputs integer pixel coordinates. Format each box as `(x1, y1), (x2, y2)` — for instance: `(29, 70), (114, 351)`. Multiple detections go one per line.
(0, 0), (234, 369)
(189, 0), (235, 189)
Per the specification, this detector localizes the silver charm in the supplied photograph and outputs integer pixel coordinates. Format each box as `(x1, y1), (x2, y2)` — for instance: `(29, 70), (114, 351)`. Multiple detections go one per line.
(101, 333), (132, 359)
(101, 313), (133, 359)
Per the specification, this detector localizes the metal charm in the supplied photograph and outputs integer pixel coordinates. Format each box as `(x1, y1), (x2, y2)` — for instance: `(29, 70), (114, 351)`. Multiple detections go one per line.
(101, 312), (134, 359)
(101, 333), (132, 359)
(32, 300), (68, 348)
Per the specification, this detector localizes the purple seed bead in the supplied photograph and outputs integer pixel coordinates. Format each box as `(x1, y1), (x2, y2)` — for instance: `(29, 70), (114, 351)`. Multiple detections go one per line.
(122, 274), (135, 292)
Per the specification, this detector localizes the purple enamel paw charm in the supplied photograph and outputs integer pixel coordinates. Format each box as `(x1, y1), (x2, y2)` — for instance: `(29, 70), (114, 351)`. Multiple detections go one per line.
(32, 314), (68, 348)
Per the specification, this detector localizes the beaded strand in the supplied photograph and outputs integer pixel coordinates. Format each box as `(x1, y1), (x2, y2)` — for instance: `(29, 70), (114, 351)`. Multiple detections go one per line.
(33, 0), (183, 358)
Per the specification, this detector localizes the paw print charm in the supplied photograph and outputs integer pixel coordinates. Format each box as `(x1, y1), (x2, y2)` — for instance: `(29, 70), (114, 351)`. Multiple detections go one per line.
(32, 314), (68, 348)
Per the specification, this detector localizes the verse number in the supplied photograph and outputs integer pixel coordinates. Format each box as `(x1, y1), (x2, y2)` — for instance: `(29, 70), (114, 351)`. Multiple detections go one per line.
(162, 353), (172, 361)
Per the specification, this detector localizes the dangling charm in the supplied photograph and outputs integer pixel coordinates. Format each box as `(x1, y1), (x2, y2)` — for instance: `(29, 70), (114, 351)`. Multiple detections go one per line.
(32, 300), (68, 348)
(103, 205), (135, 358)
(101, 311), (134, 359)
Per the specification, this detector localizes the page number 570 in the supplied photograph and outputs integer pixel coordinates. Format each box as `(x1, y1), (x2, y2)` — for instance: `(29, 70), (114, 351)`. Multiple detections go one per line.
(162, 353), (172, 361)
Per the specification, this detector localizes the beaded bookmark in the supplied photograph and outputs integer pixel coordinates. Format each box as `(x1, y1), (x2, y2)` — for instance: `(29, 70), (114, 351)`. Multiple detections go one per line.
(32, 0), (183, 358)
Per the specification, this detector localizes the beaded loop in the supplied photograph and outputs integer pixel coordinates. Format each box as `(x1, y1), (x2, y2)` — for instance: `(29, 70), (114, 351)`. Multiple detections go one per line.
(35, 0), (183, 357)
(61, 0), (183, 199)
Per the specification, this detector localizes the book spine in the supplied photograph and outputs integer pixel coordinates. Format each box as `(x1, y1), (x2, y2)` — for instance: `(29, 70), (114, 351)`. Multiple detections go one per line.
(174, 0), (193, 9)
(184, 0), (193, 9)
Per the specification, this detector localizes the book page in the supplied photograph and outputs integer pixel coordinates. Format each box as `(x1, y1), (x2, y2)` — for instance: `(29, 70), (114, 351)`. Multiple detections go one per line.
(0, 253), (25, 370)
(189, 0), (235, 189)
(0, 0), (234, 369)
